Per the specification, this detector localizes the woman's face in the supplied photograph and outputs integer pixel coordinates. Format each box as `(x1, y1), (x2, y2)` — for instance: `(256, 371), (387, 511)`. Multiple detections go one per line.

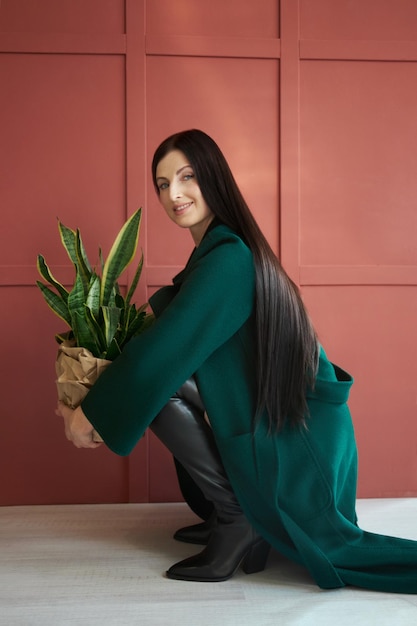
(155, 149), (214, 246)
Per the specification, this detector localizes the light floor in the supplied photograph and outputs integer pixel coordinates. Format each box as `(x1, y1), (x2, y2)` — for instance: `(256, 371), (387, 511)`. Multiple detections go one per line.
(1, 499), (417, 626)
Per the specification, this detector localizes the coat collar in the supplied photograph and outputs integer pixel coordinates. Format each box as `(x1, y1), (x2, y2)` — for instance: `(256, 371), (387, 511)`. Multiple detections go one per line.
(172, 218), (225, 286)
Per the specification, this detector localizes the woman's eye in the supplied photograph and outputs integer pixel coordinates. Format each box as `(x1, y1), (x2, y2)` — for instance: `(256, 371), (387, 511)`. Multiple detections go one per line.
(159, 182), (169, 190)
(183, 173), (194, 181)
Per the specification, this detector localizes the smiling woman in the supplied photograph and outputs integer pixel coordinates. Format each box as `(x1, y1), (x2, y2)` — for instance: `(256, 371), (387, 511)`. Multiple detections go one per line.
(155, 151), (214, 246)
(57, 129), (417, 593)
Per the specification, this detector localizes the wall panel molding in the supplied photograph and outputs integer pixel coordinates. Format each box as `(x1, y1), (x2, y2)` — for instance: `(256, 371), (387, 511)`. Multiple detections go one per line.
(0, 32), (126, 54)
(300, 39), (417, 62)
(300, 265), (417, 286)
(146, 35), (281, 59)
(8, 263), (415, 288)
(146, 266), (184, 288)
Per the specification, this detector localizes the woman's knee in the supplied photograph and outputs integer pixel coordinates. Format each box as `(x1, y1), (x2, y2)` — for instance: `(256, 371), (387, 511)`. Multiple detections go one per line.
(173, 377), (205, 413)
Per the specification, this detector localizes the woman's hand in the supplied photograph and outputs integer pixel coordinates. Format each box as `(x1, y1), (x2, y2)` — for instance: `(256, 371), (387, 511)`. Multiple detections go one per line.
(56, 402), (102, 449)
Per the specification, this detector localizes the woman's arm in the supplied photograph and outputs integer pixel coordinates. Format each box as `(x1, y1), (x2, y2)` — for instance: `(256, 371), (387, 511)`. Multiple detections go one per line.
(81, 232), (255, 455)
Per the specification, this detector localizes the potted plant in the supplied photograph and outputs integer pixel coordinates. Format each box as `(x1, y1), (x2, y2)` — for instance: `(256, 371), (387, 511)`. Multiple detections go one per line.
(36, 208), (152, 440)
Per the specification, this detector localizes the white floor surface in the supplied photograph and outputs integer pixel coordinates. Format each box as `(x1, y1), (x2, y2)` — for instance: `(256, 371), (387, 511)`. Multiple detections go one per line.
(1, 499), (417, 626)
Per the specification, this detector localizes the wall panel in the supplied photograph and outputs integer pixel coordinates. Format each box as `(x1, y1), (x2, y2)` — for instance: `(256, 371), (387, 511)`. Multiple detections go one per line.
(146, 55), (280, 269)
(1, 0), (416, 504)
(1, 54), (126, 274)
(299, 60), (417, 267)
(295, 0), (417, 497)
(146, 0), (279, 38)
(0, 0), (143, 505)
(0, 0), (125, 33)
(300, 0), (417, 40)
(303, 285), (417, 497)
(0, 288), (133, 505)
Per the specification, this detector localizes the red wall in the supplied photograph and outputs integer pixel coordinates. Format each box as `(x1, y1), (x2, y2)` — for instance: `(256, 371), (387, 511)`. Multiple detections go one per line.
(0, 0), (416, 505)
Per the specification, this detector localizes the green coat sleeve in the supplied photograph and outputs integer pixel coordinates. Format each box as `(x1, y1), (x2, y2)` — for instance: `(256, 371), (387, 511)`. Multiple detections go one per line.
(81, 229), (255, 456)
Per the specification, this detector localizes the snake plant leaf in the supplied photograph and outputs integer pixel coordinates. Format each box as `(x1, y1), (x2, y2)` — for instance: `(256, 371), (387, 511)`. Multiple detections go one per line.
(55, 330), (74, 344)
(98, 248), (104, 273)
(86, 273), (101, 318)
(84, 306), (106, 355)
(67, 270), (87, 324)
(114, 292), (125, 309)
(58, 222), (78, 266)
(102, 306), (121, 347)
(76, 228), (92, 272)
(58, 221), (92, 274)
(125, 309), (147, 340)
(119, 303), (150, 344)
(125, 302), (149, 336)
(108, 285), (118, 308)
(114, 292), (127, 329)
(105, 336), (122, 361)
(100, 209), (142, 306)
(36, 281), (71, 326)
(71, 310), (99, 356)
(125, 253), (144, 308)
(116, 303), (133, 345)
(37, 208), (149, 360)
(36, 255), (69, 302)
(75, 228), (92, 295)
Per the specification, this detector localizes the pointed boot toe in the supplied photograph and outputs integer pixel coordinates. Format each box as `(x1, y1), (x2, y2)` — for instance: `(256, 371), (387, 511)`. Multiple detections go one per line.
(167, 523), (270, 582)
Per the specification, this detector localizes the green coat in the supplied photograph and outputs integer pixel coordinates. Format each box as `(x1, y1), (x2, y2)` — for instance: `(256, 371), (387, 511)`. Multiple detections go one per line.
(82, 224), (417, 593)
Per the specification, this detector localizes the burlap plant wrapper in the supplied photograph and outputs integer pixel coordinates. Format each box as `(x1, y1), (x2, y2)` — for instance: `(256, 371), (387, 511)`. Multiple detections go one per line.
(56, 341), (111, 443)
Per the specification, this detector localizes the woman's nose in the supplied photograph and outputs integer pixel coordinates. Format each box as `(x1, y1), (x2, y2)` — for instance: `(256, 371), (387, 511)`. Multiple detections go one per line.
(169, 182), (182, 201)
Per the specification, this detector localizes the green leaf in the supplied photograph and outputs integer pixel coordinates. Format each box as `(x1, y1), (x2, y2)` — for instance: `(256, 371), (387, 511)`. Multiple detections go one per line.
(76, 228), (92, 272)
(101, 209), (142, 305)
(58, 222), (78, 265)
(108, 285), (118, 308)
(75, 228), (92, 294)
(98, 248), (105, 273)
(102, 306), (121, 347)
(36, 255), (69, 302)
(67, 270), (86, 322)
(116, 303), (132, 345)
(86, 273), (101, 318)
(71, 310), (99, 356)
(84, 306), (107, 354)
(67, 270), (94, 350)
(105, 336), (122, 361)
(38, 209), (148, 359)
(125, 253), (144, 307)
(58, 222), (92, 293)
(125, 309), (147, 340)
(36, 281), (71, 326)
(55, 330), (74, 345)
(114, 292), (124, 310)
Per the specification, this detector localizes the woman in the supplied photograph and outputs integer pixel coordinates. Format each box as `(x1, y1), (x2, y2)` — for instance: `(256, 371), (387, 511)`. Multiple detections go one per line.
(59, 129), (417, 592)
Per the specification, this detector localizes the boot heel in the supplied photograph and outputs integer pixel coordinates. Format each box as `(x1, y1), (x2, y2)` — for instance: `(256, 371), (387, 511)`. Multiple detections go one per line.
(242, 539), (270, 574)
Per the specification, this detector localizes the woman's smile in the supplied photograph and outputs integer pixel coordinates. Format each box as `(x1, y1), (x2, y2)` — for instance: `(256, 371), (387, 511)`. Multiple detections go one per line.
(173, 201), (193, 215)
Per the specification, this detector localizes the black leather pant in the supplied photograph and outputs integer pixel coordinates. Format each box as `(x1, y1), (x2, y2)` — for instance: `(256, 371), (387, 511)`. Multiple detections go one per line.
(150, 378), (241, 519)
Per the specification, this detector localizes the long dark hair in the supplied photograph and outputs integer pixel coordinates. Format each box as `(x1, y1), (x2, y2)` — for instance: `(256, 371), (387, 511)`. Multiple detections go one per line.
(152, 129), (319, 431)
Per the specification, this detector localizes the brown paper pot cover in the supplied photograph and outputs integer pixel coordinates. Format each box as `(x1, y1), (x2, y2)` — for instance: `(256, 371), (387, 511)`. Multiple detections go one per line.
(55, 341), (111, 443)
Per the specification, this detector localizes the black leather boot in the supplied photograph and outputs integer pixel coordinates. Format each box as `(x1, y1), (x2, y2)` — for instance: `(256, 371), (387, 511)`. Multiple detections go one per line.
(173, 458), (214, 527)
(150, 378), (270, 582)
(167, 517), (270, 582)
